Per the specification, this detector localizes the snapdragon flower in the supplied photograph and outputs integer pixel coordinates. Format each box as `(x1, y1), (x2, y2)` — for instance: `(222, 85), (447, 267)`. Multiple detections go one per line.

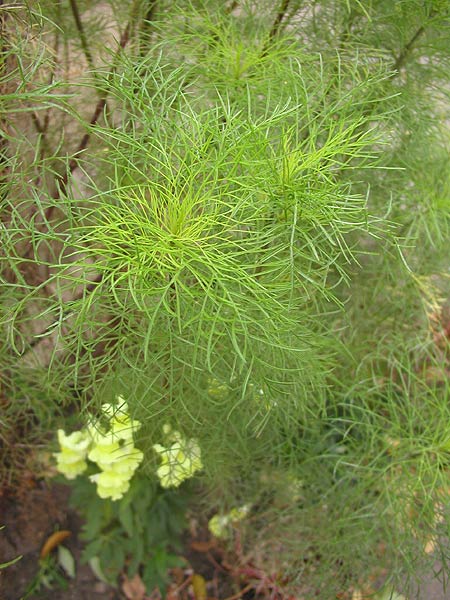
(101, 398), (142, 441)
(54, 397), (143, 500)
(54, 429), (91, 479)
(88, 436), (143, 473)
(208, 504), (251, 539)
(87, 405), (143, 500)
(90, 470), (131, 501)
(153, 428), (203, 488)
(208, 514), (230, 539)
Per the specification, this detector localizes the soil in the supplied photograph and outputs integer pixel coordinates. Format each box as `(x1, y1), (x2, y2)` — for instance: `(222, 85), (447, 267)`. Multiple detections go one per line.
(0, 481), (119, 600)
(0, 479), (237, 600)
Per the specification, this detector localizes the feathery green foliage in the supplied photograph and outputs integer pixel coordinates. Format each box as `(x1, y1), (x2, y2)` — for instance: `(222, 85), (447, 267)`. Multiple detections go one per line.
(1, 0), (449, 596)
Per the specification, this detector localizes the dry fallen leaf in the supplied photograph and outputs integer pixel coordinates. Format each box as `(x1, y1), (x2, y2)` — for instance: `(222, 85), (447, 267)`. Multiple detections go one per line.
(171, 567), (185, 586)
(192, 573), (207, 600)
(122, 573), (147, 600)
(40, 530), (71, 559)
(165, 585), (178, 600)
(190, 540), (216, 553)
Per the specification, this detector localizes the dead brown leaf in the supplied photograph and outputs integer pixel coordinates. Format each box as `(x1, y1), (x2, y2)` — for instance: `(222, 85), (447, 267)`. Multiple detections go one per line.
(122, 573), (147, 600)
(192, 573), (207, 600)
(40, 530), (71, 558)
(190, 540), (216, 553)
(165, 584), (179, 600)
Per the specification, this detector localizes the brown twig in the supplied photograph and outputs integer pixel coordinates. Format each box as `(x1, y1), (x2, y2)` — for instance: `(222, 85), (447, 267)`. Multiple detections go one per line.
(138, 0), (158, 57)
(28, 272), (103, 349)
(391, 24), (427, 76)
(268, 0), (292, 41)
(69, 0), (96, 71)
(171, 573), (193, 595)
(30, 110), (45, 134)
(49, 13), (135, 204)
(1, 5), (15, 191)
(19, 3), (139, 350)
(262, 0), (292, 56)
(29, 110), (53, 160)
(68, 0), (112, 117)
(206, 551), (229, 574)
(227, 0), (239, 14)
(42, 10), (61, 137)
(223, 583), (254, 600)
(28, 2), (61, 145)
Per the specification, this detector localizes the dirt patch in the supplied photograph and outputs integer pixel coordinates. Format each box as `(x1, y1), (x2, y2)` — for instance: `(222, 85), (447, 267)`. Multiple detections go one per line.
(0, 479), (238, 600)
(0, 481), (118, 600)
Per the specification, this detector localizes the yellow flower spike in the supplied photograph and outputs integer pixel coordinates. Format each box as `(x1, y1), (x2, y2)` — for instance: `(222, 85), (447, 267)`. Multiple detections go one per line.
(110, 416), (141, 441)
(208, 504), (251, 539)
(55, 446), (86, 465)
(88, 422), (143, 500)
(108, 446), (143, 475)
(87, 438), (122, 469)
(101, 395), (128, 417)
(153, 429), (203, 488)
(55, 399), (143, 498)
(208, 514), (231, 539)
(102, 399), (142, 441)
(54, 429), (91, 480)
(54, 454), (88, 480)
(88, 441), (143, 501)
(90, 470), (131, 501)
(57, 429), (91, 454)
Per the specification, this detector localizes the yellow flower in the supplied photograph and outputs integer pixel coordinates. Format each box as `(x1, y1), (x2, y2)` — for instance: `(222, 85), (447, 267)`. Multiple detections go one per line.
(89, 440), (143, 473)
(55, 397), (143, 498)
(90, 470), (131, 501)
(88, 434), (143, 500)
(57, 429), (91, 454)
(87, 437), (121, 469)
(101, 399), (141, 441)
(208, 514), (231, 539)
(108, 446), (143, 475)
(208, 504), (251, 539)
(54, 454), (88, 480)
(54, 429), (91, 480)
(153, 431), (203, 488)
